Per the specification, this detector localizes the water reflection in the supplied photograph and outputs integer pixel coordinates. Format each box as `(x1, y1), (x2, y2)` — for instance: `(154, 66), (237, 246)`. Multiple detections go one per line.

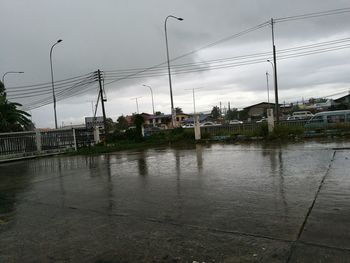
(0, 163), (32, 222)
(58, 158), (66, 207)
(137, 151), (148, 177)
(106, 155), (114, 212)
(268, 147), (288, 217)
(195, 144), (203, 172)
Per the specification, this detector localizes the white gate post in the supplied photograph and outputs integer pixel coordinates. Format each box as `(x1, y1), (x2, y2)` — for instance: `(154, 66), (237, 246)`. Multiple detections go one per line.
(93, 127), (100, 144)
(267, 108), (275, 133)
(72, 128), (77, 151)
(35, 129), (42, 152)
(194, 115), (201, 140)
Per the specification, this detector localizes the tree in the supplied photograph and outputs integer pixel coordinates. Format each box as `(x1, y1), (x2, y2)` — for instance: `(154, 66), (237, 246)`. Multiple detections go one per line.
(0, 81), (33, 132)
(211, 106), (221, 120)
(133, 114), (144, 141)
(116, 115), (129, 130)
(105, 117), (115, 132)
(0, 81), (5, 97)
(0, 101), (32, 132)
(175, 107), (183, 114)
(155, 111), (163, 116)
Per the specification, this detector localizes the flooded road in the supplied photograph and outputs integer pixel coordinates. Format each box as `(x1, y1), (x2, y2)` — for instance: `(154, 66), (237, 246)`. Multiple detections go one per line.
(1, 141), (350, 262)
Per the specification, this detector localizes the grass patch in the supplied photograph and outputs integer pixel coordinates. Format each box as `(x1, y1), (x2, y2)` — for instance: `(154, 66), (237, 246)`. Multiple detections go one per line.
(74, 128), (196, 155)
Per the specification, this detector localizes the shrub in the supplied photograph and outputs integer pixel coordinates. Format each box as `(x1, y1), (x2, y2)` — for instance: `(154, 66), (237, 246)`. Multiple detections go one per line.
(270, 124), (304, 139)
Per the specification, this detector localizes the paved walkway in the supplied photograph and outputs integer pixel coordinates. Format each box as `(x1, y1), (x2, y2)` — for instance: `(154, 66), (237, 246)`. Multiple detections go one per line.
(0, 143), (349, 262)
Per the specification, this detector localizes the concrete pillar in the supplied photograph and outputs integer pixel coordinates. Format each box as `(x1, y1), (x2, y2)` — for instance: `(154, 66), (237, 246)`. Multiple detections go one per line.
(35, 129), (42, 152)
(267, 108), (275, 133)
(194, 115), (201, 140)
(93, 127), (100, 144)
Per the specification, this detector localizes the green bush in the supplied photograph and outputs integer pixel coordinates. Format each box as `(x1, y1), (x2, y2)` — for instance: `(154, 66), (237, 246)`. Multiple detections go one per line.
(255, 123), (269, 138)
(167, 127), (194, 142)
(270, 124), (304, 139)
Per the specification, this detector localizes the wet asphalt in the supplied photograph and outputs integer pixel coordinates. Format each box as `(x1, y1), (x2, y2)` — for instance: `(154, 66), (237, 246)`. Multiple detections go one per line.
(0, 141), (349, 262)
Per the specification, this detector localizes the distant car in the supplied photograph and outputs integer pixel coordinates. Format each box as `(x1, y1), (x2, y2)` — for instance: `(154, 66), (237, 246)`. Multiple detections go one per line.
(256, 118), (267, 123)
(292, 111), (314, 120)
(305, 110), (350, 130)
(182, 123), (194, 128)
(200, 121), (216, 126)
(229, 120), (243, 125)
(287, 116), (299, 121)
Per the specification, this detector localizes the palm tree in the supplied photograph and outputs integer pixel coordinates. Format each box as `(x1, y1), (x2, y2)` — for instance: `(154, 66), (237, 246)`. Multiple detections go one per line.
(0, 81), (32, 132)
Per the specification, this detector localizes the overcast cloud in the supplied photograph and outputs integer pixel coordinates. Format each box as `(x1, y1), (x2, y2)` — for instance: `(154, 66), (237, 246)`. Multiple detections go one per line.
(1, 0), (350, 128)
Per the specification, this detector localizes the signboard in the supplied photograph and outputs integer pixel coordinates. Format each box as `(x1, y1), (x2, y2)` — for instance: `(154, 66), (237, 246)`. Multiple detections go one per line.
(85, 116), (104, 129)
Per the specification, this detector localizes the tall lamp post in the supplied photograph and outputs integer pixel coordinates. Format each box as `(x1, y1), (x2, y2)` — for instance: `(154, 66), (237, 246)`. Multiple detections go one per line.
(2, 71), (24, 86)
(142, 84), (155, 115)
(50, 39), (63, 129)
(165, 15), (183, 128)
(131, 97), (142, 114)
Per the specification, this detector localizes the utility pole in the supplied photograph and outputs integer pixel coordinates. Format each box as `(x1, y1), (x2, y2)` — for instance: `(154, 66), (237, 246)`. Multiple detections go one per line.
(271, 18), (279, 123)
(266, 71), (270, 105)
(97, 69), (107, 134)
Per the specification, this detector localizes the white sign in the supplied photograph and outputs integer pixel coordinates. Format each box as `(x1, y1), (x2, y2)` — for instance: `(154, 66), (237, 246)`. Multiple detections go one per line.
(85, 116), (104, 129)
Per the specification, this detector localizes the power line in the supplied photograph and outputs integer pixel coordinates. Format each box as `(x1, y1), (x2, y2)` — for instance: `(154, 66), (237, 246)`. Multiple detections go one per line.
(101, 38), (350, 81)
(12, 36), (350, 110)
(275, 7), (350, 23)
(6, 72), (95, 90)
(102, 21), (271, 86)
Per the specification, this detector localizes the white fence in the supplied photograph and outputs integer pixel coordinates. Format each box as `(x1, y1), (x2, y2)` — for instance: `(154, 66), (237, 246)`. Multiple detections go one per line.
(0, 128), (96, 161)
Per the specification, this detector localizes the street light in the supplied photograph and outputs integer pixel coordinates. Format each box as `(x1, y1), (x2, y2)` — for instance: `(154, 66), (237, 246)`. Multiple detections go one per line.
(142, 84), (155, 115)
(165, 15), (183, 128)
(2, 71), (24, 86)
(131, 97), (142, 114)
(185, 88), (202, 114)
(50, 39), (63, 129)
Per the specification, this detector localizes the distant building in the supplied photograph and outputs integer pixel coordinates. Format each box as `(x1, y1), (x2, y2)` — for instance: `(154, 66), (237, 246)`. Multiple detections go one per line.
(175, 113), (190, 124)
(243, 102), (276, 119)
(184, 113), (213, 124)
(148, 114), (171, 129)
(334, 94), (350, 108)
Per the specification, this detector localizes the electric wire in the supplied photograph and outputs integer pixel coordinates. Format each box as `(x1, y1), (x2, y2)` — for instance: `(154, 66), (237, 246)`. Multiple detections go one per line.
(15, 38), (350, 110)
(7, 72), (95, 90)
(102, 21), (271, 86)
(275, 7), (350, 23)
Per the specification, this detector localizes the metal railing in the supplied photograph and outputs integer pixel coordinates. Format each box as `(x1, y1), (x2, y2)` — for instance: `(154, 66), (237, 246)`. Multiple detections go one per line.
(200, 120), (310, 136)
(200, 123), (263, 136)
(0, 128), (96, 161)
(0, 131), (37, 156)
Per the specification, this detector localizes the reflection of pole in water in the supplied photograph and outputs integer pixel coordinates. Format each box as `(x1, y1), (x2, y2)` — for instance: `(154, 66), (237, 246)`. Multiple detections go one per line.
(269, 148), (288, 218)
(196, 144), (203, 172)
(174, 149), (183, 221)
(106, 155), (114, 212)
(137, 151), (148, 177)
(58, 158), (66, 207)
(278, 149), (288, 217)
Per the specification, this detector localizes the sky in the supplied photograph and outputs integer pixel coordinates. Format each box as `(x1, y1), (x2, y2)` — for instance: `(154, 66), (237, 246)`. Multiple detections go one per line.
(1, 0), (350, 128)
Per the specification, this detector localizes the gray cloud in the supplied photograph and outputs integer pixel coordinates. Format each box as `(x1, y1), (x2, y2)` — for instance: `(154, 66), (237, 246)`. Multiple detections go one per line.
(1, 0), (350, 127)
